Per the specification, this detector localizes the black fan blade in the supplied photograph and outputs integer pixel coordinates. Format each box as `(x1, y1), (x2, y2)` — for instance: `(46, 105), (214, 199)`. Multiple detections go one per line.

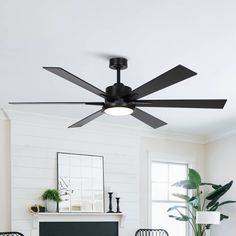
(134, 99), (227, 109)
(43, 67), (106, 98)
(9, 102), (104, 106)
(132, 65), (197, 100)
(131, 108), (167, 129)
(68, 109), (104, 128)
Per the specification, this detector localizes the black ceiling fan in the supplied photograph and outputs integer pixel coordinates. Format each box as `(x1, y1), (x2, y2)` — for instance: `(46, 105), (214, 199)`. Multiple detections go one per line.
(9, 57), (227, 129)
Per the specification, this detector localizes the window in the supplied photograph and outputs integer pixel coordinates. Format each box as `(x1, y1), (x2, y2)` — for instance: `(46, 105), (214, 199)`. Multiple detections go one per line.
(151, 161), (188, 236)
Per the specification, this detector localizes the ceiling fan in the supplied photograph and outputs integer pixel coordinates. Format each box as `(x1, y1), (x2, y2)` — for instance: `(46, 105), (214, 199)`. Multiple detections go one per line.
(9, 57), (227, 129)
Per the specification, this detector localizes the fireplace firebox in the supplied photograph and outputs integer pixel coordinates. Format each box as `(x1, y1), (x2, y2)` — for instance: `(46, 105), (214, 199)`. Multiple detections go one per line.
(40, 222), (118, 236)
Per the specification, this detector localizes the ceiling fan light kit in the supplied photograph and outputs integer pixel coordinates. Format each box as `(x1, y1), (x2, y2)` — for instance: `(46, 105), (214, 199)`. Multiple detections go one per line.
(104, 107), (134, 116)
(9, 57), (227, 129)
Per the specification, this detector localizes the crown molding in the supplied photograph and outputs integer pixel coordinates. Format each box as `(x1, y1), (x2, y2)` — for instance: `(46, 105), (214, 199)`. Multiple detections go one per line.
(5, 109), (236, 145)
(0, 109), (10, 121)
(205, 127), (236, 144)
(152, 130), (205, 144)
(4, 109), (205, 144)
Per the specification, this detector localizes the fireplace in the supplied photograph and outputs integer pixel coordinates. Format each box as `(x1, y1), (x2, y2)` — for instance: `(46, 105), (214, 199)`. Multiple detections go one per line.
(40, 222), (118, 236)
(32, 213), (124, 236)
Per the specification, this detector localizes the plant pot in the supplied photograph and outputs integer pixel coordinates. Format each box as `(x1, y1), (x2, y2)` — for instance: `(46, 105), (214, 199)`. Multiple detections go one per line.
(45, 200), (57, 212)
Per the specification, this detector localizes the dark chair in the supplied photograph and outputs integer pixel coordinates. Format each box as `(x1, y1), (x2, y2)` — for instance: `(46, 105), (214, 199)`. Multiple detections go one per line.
(135, 229), (169, 236)
(0, 232), (24, 236)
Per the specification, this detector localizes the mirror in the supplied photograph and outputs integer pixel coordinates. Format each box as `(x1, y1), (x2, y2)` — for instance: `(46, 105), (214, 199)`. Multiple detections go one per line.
(57, 152), (104, 212)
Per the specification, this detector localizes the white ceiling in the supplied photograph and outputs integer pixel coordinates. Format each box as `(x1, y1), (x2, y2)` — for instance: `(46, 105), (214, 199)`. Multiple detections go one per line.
(1, 0), (236, 138)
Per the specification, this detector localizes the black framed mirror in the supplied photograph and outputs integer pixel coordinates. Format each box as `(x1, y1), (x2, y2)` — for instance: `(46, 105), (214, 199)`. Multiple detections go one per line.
(57, 152), (105, 212)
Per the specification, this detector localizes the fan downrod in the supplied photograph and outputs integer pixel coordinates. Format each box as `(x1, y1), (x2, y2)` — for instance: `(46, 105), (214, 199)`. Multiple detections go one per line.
(109, 57), (128, 70)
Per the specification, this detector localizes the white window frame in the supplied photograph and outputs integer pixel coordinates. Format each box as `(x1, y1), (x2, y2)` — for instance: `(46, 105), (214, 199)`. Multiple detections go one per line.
(148, 154), (192, 236)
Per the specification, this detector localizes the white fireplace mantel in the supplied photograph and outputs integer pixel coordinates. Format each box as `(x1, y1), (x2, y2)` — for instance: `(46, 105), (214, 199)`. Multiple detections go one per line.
(32, 212), (126, 236)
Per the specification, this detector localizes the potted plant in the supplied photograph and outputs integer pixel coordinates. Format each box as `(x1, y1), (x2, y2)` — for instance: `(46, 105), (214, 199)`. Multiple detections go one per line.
(42, 189), (62, 213)
(168, 168), (236, 236)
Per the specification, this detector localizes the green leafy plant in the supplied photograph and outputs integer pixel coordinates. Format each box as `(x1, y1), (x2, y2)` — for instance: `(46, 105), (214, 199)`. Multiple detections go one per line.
(168, 168), (235, 236)
(42, 189), (62, 202)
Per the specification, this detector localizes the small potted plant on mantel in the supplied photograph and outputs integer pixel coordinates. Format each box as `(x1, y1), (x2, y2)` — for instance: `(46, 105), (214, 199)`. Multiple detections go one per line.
(42, 189), (62, 213)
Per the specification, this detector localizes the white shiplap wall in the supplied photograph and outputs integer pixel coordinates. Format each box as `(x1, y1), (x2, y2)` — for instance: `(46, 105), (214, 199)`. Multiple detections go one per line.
(9, 111), (141, 236)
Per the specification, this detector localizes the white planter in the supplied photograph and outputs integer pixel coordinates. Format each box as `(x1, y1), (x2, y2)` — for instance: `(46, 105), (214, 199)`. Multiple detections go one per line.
(45, 200), (57, 213)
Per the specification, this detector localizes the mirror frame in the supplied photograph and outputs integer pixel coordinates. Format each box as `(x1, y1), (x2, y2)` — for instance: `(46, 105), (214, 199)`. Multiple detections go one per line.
(57, 152), (105, 213)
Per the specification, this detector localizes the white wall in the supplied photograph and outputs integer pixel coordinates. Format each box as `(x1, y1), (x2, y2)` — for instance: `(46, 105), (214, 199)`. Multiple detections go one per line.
(0, 115), (11, 231)
(206, 134), (236, 236)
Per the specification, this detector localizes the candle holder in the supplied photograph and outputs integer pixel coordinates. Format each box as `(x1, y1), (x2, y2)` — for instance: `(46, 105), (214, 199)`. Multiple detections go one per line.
(107, 192), (114, 213)
(116, 197), (121, 213)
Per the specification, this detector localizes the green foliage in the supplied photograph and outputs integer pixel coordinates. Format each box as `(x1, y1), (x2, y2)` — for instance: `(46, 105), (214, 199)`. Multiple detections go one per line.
(172, 193), (191, 201)
(200, 183), (222, 190)
(189, 169), (201, 188)
(42, 189), (62, 202)
(167, 206), (193, 222)
(173, 180), (197, 189)
(168, 168), (235, 236)
(206, 181), (233, 208)
(220, 214), (229, 221)
(169, 214), (191, 222)
(173, 169), (201, 189)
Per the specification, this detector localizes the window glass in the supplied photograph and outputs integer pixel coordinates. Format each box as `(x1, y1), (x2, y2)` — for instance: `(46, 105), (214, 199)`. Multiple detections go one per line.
(151, 161), (188, 236)
(152, 162), (168, 182)
(169, 164), (187, 183)
(152, 183), (169, 200)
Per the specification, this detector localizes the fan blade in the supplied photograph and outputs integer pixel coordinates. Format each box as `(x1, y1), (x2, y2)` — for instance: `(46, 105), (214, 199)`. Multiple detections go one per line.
(132, 65), (197, 100)
(131, 108), (167, 129)
(9, 101), (104, 106)
(43, 67), (106, 98)
(68, 109), (104, 128)
(134, 99), (227, 109)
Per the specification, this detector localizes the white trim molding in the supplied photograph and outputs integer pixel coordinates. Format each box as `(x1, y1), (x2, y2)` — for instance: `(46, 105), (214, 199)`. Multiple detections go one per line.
(0, 109), (10, 121)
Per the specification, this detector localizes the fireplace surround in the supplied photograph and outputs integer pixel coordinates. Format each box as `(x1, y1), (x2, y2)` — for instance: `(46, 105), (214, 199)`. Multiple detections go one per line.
(31, 213), (125, 236)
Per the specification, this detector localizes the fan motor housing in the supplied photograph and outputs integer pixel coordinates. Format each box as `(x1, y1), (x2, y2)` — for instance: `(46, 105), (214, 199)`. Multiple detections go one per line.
(103, 101), (135, 110)
(105, 83), (132, 100)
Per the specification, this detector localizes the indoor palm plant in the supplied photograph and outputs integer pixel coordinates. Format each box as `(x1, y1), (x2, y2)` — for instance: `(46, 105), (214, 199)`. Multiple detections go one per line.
(168, 168), (235, 236)
(42, 189), (62, 213)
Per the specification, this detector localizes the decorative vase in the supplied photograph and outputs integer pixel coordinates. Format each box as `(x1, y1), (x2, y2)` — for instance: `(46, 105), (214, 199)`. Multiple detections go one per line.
(45, 200), (57, 212)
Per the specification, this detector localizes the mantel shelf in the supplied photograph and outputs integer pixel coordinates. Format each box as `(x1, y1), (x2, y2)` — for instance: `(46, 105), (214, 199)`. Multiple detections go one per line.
(37, 212), (124, 216)
(32, 211), (126, 234)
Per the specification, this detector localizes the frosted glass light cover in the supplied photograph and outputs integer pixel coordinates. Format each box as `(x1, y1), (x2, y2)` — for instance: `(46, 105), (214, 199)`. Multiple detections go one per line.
(104, 107), (134, 116)
(196, 211), (220, 224)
